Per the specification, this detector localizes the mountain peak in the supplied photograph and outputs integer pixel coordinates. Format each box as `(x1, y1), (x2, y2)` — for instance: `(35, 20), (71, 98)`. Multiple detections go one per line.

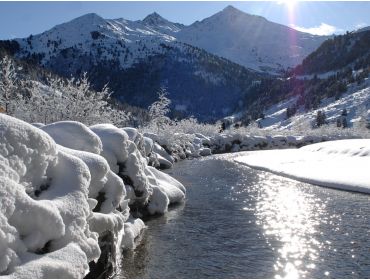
(141, 12), (183, 33)
(143, 12), (168, 25)
(69, 12), (106, 26)
(222, 5), (241, 13)
(219, 5), (268, 22)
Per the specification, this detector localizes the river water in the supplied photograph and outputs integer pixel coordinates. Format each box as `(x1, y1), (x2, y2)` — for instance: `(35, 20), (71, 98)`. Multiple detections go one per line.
(119, 153), (370, 278)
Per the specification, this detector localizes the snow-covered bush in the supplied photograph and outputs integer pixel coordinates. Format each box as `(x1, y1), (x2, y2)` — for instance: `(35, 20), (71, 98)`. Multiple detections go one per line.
(18, 74), (131, 126)
(0, 56), (131, 126)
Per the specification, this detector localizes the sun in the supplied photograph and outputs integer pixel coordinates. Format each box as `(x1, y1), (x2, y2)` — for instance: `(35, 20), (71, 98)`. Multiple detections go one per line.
(278, 0), (297, 11)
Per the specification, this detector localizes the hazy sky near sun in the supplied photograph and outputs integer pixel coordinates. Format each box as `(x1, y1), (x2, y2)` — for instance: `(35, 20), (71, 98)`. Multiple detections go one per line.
(0, 1), (369, 39)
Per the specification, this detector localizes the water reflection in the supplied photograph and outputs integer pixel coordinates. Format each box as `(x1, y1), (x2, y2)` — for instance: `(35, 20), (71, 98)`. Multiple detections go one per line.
(251, 173), (323, 278)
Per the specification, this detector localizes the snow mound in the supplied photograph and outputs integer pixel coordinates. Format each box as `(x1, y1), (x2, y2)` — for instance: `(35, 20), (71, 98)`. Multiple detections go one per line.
(122, 127), (145, 157)
(121, 218), (146, 250)
(4, 243), (88, 279)
(235, 139), (370, 193)
(41, 121), (102, 154)
(1, 116), (186, 278)
(90, 124), (129, 173)
(0, 115), (100, 278)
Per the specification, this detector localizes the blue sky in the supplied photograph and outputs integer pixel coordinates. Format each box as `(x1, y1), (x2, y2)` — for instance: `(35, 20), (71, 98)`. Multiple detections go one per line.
(0, 1), (369, 39)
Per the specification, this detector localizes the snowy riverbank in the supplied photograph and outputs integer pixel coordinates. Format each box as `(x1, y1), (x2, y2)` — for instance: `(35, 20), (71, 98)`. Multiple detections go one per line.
(235, 139), (370, 194)
(2, 113), (370, 278)
(0, 114), (185, 278)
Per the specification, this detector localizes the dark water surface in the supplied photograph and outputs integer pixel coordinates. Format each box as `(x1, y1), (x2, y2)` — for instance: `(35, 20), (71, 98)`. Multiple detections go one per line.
(119, 153), (370, 278)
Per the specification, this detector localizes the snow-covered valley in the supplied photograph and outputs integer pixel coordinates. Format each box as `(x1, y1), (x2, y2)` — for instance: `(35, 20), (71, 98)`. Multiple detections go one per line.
(1, 2), (370, 279)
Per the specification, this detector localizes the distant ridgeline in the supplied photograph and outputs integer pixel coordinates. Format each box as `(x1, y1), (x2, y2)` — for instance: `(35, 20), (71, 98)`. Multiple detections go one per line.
(1, 9), (369, 123)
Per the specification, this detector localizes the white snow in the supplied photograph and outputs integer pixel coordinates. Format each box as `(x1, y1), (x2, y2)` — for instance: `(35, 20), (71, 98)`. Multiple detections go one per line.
(0, 114), (100, 278)
(121, 218), (146, 250)
(41, 121), (103, 154)
(235, 139), (370, 193)
(0, 115), (186, 278)
(15, 6), (326, 74)
(90, 124), (129, 173)
(147, 166), (186, 204)
(258, 79), (370, 130)
(177, 5), (327, 73)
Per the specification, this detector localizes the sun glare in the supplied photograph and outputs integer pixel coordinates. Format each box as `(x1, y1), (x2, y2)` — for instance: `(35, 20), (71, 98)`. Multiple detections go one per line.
(280, 0), (297, 11)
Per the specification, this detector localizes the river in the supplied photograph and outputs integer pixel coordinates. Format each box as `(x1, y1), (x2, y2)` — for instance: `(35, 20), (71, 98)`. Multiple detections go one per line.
(119, 153), (370, 278)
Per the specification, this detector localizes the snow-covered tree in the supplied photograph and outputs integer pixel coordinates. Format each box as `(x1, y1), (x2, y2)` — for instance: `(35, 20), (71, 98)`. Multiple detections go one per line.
(0, 56), (21, 114)
(147, 87), (171, 133)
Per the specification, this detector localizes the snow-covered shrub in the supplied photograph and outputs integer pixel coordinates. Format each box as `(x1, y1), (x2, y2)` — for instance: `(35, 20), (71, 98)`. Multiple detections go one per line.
(0, 58), (131, 127)
(40, 121), (130, 229)
(141, 117), (218, 161)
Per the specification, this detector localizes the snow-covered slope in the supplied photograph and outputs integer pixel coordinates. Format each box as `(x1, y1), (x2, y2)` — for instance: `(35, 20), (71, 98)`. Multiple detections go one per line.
(293, 29), (370, 75)
(258, 78), (370, 130)
(235, 139), (370, 194)
(177, 5), (327, 73)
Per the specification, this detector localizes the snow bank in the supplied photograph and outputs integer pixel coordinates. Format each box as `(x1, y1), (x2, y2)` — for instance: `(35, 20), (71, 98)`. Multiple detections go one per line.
(122, 127), (145, 157)
(235, 139), (370, 193)
(90, 124), (185, 216)
(143, 131), (213, 162)
(210, 133), (329, 154)
(0, 114), (99, 278)
(1, 115), (186, 278)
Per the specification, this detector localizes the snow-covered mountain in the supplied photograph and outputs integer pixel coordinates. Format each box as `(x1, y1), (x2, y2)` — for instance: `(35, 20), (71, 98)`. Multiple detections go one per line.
(15, 12), (180, 69)
(5, 7), (334, 120)
(177, 5), (328, 73)
(14, 6), (327, 74)
(11, 10), (271, 121)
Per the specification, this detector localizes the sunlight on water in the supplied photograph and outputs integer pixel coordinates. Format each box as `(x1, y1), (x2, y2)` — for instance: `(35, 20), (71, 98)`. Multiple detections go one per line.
(120, 155), (370, 279)
(253, 173), (326, 279)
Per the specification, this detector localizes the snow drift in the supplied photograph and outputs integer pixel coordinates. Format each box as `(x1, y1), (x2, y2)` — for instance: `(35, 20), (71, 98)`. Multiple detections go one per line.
(235, 139), (370, 194)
